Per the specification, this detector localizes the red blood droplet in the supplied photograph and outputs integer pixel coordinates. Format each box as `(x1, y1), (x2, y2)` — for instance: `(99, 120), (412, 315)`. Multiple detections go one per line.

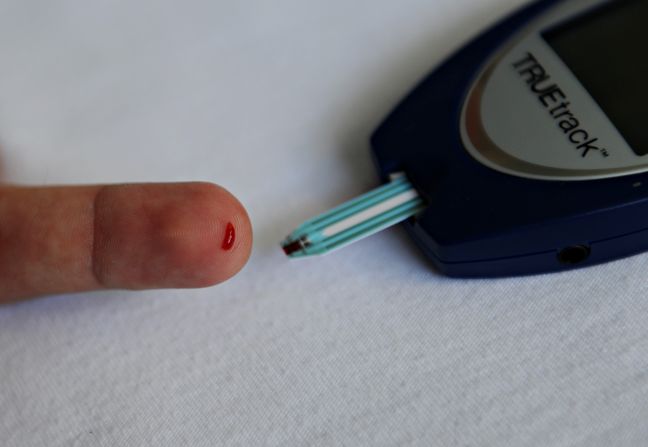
(222, 222), (236, 250)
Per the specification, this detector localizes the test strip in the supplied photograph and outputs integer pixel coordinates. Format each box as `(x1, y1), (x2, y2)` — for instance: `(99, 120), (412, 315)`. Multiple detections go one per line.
(281, 175), (425, 257)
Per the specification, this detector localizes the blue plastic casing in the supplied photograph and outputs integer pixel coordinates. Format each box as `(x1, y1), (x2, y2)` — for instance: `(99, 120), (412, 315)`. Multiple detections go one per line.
(371, 0), (648, 277)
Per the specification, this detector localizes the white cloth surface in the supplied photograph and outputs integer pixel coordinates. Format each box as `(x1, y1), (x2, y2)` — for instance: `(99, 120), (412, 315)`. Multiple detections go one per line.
(1, 0), (648, 445)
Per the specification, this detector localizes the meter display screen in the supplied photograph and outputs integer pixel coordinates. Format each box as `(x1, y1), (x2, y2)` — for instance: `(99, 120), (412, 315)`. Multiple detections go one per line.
(544, 0), (648, 156)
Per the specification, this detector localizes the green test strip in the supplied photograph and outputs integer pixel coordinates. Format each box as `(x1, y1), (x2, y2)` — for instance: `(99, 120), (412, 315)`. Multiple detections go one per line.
(281, 175), (425, 257)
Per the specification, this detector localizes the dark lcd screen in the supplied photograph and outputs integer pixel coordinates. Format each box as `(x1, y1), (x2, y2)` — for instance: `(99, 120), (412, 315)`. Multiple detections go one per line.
(543, 0), (648, 155)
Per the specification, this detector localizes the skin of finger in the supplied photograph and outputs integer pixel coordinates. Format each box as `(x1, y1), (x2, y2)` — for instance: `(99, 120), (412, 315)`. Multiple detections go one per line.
(0, 182), (252, 302)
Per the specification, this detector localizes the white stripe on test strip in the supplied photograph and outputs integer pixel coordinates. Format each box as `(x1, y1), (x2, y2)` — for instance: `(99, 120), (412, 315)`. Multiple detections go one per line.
(321, 189), (420, 237)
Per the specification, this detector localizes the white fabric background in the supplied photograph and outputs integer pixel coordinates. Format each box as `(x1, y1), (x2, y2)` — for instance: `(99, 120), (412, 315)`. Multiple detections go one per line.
(1, 0), (648, 445)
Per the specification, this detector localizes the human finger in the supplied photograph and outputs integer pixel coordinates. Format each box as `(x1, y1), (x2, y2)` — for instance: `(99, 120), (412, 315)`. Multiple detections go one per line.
(0, 182), (253, 302)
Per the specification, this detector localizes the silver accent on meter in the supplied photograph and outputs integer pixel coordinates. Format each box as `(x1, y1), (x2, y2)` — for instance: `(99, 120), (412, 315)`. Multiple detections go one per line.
(460, 0), (648, 181)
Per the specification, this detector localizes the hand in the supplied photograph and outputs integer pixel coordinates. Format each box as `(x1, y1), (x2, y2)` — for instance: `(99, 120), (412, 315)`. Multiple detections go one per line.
(0, 182), (253, 303)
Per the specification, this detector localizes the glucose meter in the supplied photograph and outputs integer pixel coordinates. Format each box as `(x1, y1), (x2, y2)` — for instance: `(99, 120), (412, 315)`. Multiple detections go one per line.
(370, 0), (648, 276)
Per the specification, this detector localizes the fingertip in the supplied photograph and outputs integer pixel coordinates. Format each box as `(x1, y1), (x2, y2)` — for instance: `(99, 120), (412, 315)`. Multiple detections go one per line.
(186, 182), (253, 286)
(93, 182), (253, 290)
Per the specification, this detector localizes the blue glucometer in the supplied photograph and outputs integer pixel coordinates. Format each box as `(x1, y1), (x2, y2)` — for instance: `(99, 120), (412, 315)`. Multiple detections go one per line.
(371, 0), (648, 277)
